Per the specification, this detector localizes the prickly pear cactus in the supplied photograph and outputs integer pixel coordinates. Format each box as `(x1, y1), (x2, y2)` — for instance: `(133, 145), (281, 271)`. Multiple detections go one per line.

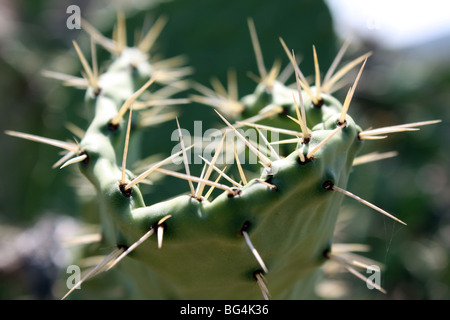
(5, 14), (440, 300)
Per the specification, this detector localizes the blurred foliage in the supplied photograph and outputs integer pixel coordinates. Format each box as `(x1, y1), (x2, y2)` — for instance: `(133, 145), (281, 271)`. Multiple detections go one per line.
(0, 0), (448, 300)
(335, 40), (450, 299)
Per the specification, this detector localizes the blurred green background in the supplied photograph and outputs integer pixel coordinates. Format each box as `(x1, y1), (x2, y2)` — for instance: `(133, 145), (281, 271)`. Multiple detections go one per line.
(0, 0), (448, 299)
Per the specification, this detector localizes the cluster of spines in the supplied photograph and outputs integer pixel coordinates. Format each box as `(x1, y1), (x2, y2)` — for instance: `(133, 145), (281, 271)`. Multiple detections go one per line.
(5, 15), (441, 300)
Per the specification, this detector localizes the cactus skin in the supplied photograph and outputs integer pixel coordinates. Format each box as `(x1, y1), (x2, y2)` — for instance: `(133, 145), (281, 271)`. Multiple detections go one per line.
(5, 15), (440, 300)
(72, 45), (363, 299)
(83, 123), (361, 300)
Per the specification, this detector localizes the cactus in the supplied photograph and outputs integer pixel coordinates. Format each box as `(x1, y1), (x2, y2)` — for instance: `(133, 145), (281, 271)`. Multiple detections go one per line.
(5, 13), (441, 300)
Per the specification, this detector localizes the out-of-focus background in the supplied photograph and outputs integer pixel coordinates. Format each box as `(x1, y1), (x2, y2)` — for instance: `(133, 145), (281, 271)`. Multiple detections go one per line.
(0, 0), (448, 299)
